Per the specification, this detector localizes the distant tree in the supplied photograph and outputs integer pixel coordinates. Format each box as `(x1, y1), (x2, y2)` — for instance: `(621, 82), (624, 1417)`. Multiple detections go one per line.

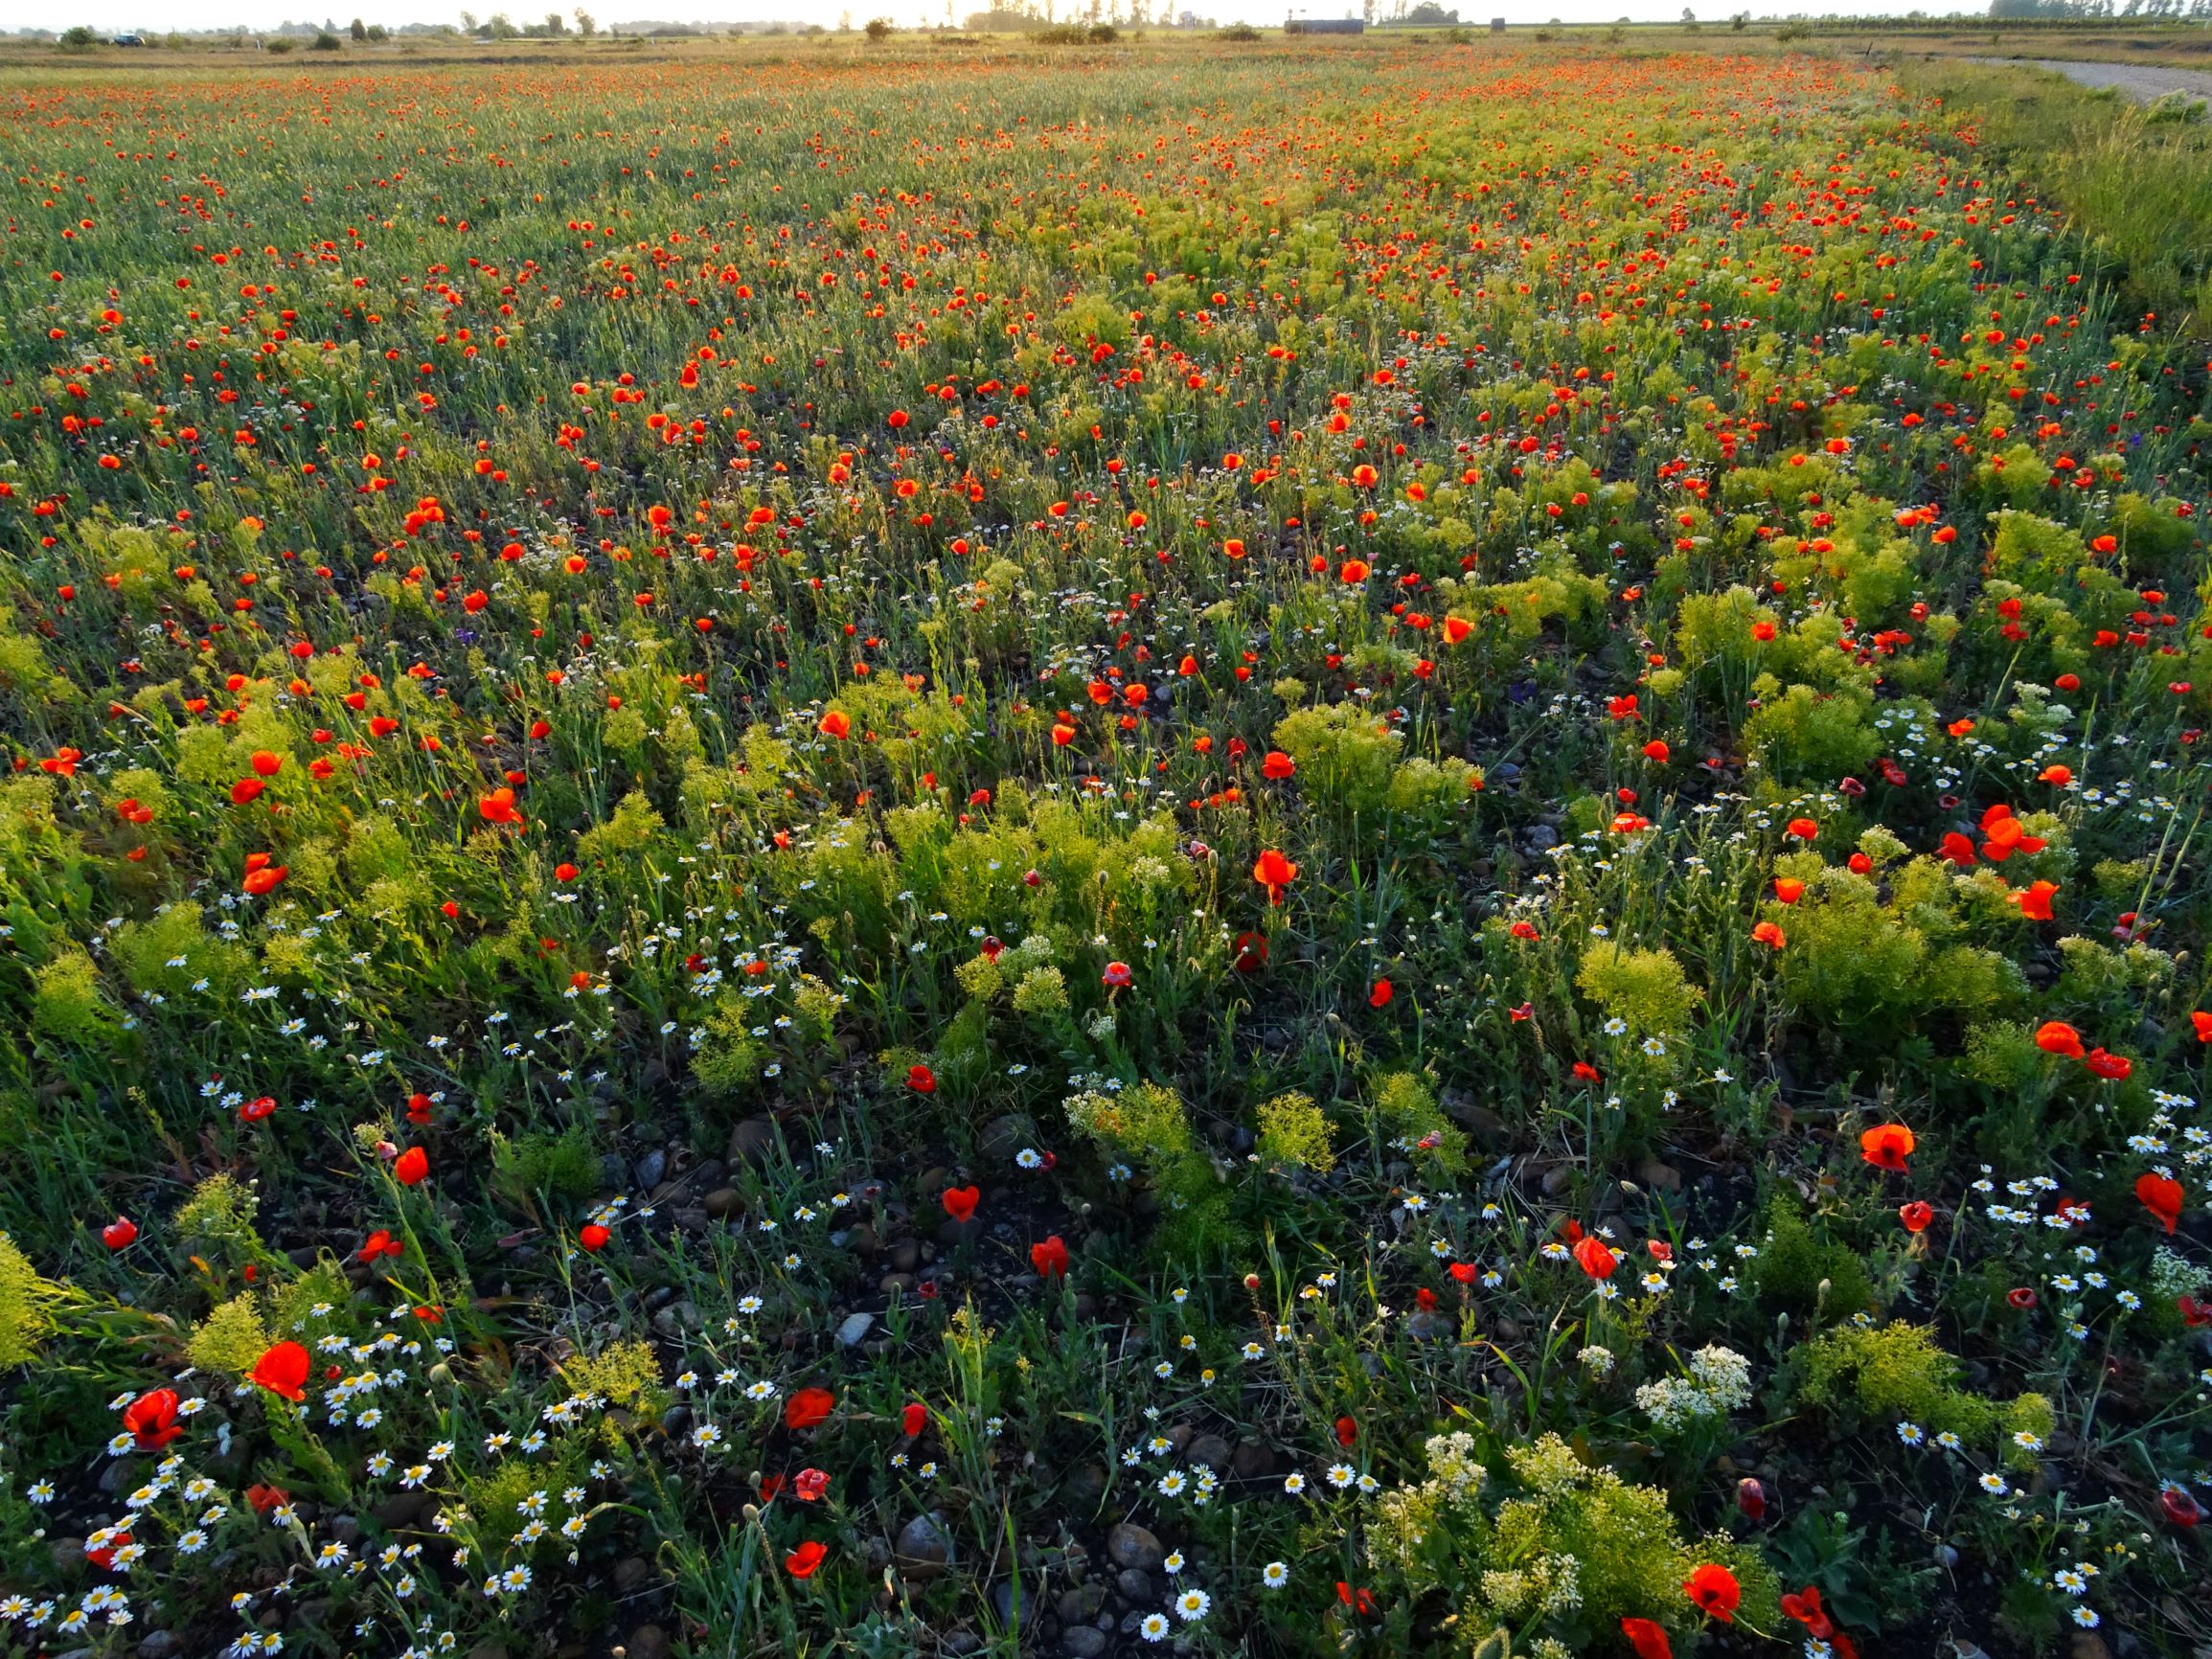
(574, 8), (596, 33)
(543, 10), (566, 30)
(459, 9), (476, 29)
(865, 13), (894, 33)
(310, 28), (343, 46)
(350, 15), (367, 35)
(58, 23), (101, 47)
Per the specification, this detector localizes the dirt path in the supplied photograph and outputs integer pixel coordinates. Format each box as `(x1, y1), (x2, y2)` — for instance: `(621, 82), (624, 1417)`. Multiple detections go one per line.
(1970, 56), (2212, 102)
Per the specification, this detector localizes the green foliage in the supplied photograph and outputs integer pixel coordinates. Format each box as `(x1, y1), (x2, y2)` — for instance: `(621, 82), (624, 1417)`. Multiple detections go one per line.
(1749, 1194), (1875, 1321)
(188, 1292), (273, 1379)
(1575, 942), (1701, 1034)
(174, 1174), (269, 1267)
(1271, 703), (1402, 812)
(1256, 1091), (1335, 1174)
(30, 949), (119, 1046)
(0, 1236), (62, 1368)
(1064, 1081), (1194, 1170)
(491, 1126), (601, 1205)
(1369, 1431), (1780, 1648)
(1745, 682), (1880, 782)
(1798, 1323), (2054, 1469)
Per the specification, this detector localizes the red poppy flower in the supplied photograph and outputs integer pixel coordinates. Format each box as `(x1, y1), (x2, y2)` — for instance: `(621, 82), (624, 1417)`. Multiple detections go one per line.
(580, 1223), (610, 1252)
(785, 1539), (828, 1578)
(1978, 805), (2045, 862)
(819, 710), (851, 739)
(902, 1401), (927, 1437)
(1642, 739), (1670, 762)
(1683, 1562), (1740, 1622)
(1261, 750), (1297, 780)
(1573, 1236), (1617, 1279)
(1785, 817), (1818, 841)
(102, 1216), (138, 1250)
(785, 1386), (835, 1431)
(2010, 879), (2059, 920)
(1101, 961), (1131, 989)
(907, 1063), (937, 1094)
(2160, 1485), (2203, 1528)
(1736, 1477), (1766, 1521)
(1782, 1585), (1835, 1639)
(1334, 1415), (1357, 1446)
(793, 1467), (830, 1502)
(2194, 1011), (2212, 1043)
(393, 1147), (429, 1186)
(1621, 1618), (1674, 1659)
(1030, 1235), (1070, 1279)
(2034, 1021), (2085, 1058)
(1751, 920), (1787, 950)
(1772, 877), (1804, 904)
(2136, 1172), (2184, 1235)
(2085, 1048), (2132, 1080)
(1252, 848), (1298, 904)
(241, 860), (287, 896)
(1369, 978), (1393, 1009)
(124, 1388), (183, 1450)
(942, 1186), (979, 1224)
(1859, 1124), (1914, 1173)
(1898, 1200), (1933, 1234)
(1233, 930), (1268, 973)
(249, 1340), (311, 1402)
(2008, 1286), (2038, 1309)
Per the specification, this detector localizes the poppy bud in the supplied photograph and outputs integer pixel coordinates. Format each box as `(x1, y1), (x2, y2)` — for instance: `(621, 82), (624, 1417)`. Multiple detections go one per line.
(1243, 1272), (1261, 1290)
(1736, 1476), (1767, 1521)
(579, 1223), (610, 1252)
(2159, 1485), (2203, 1528)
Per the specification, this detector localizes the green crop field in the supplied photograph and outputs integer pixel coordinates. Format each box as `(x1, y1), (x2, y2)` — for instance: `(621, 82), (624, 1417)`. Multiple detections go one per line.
(0, 30), (2207, 1659)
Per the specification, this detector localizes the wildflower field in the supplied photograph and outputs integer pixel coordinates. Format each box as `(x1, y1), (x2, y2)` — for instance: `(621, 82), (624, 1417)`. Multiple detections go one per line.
(0, 32), (2209, 1659)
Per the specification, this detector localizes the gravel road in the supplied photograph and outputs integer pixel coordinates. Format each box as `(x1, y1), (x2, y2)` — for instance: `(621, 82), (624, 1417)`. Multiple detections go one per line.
(1970, 57), (2212, 103)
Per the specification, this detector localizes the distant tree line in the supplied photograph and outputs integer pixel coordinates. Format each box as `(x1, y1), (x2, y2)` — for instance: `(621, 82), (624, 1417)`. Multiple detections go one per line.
(1990, 0), (2212, 14)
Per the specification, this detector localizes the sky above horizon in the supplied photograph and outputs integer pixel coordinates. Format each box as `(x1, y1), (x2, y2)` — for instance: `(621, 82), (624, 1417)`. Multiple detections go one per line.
(0, 0), (1994, 34)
